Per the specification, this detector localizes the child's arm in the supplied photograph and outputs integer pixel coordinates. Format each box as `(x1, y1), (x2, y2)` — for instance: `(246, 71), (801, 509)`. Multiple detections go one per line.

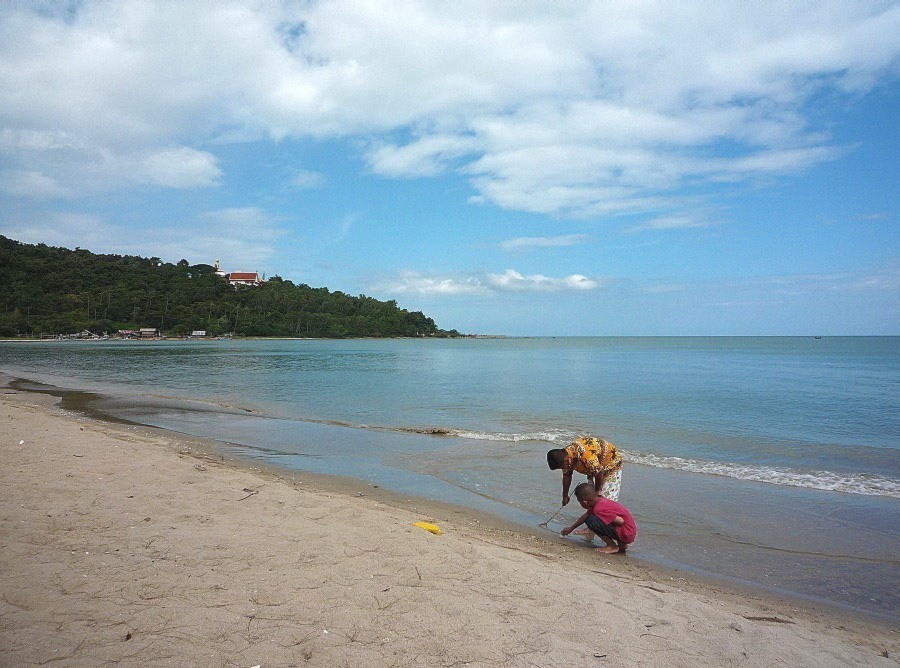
(611, 516), (624, 526)
(561, 510), (591, 536)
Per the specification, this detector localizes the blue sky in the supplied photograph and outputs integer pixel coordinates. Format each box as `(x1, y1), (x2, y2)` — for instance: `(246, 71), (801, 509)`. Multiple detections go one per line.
(0, 2), (897, 335)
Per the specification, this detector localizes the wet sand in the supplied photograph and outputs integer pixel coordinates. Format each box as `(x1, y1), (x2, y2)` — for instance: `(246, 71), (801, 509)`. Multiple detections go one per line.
(1, 387), (898, 666)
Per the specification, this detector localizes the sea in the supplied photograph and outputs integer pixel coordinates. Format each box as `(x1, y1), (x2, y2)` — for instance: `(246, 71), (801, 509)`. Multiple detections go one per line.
(1, 336), (897, 620)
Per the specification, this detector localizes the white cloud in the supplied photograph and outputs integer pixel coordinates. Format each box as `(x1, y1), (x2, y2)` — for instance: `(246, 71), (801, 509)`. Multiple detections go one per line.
(759, 267), (900, 294)
(375, 271), (488, 296)
(292, 169), (325, 189)
(374, 268), (601, 295)
(0, 128), (77, 152)
(0, 169), (69, 197)
(141, 147), (221, 188)
(1, 207), (283, 268)
(500, 234), (588, 251)
(367, 135), (479, 177)
(624, 215), (720, 233)
(709, 145), (843, 179)
(338, 212), (357, 241)
(626, 265), (900, 308)
(0, 2), (897, 213)
(197, 207), (279, 233)
(642, 283), (687, 294)
(2, 212), (105, 248)
(856, 211), (891, 222)
(487, 269), (599, 292)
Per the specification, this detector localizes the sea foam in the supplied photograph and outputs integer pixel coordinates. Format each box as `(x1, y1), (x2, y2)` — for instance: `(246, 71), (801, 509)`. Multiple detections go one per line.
(446, 428), (900, 498)
(625, 451), (900, 498)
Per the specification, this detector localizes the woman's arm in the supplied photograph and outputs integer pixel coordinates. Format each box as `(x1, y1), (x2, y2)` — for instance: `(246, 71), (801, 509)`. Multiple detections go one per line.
(562, 470), (573, 505)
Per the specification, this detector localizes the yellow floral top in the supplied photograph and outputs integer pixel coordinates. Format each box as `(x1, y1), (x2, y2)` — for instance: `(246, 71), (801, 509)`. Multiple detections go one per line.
(564, 436), (622, 476)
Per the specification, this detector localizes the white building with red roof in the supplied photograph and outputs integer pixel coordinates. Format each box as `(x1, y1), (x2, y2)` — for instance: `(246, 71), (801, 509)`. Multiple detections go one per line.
(227, 271), (263, 287)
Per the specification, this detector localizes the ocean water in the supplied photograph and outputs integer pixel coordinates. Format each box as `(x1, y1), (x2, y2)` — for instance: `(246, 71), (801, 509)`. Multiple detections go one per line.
(2, 337), (898, 618)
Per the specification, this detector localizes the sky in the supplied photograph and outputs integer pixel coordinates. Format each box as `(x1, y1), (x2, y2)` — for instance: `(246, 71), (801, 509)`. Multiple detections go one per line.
(0, 1), (897, 335)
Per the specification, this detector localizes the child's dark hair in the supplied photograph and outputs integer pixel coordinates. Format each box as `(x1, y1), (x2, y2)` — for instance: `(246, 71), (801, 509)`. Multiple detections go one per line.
(546, 449), (567, 470)
(574, 482), (595, 500)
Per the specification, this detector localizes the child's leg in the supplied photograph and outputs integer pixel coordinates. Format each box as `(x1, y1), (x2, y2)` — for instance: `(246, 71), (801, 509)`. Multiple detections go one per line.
(595, 535), (621, 554)
(573, 527), (596, 541)
(583, 515), (621, 553)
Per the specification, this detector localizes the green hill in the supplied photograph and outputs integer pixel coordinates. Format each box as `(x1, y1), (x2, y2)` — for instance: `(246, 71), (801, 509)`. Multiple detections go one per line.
(0, 236), (460, 338)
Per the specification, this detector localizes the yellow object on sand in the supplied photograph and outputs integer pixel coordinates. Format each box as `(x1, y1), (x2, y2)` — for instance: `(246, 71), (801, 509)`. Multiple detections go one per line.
(412, 521), (442, 535)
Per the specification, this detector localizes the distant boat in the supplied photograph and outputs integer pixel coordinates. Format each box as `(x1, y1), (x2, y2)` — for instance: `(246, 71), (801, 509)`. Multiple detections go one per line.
(814, 336), (822, 340)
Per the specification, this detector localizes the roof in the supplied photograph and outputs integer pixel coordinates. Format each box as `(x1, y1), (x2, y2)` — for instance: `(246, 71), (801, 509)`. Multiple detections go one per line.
(228, 272), (260, 280)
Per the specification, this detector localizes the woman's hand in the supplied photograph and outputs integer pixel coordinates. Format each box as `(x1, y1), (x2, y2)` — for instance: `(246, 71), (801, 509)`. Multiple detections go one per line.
(560, 526), (573, 536)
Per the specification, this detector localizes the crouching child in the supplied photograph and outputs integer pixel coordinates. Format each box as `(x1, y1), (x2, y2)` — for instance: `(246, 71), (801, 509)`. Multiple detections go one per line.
(561, 483), (637, 554)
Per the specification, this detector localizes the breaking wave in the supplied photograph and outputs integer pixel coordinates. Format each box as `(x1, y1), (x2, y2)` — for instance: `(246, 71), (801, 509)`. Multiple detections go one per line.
(405, 427), (899, 498)
(377, 425), (898, 498)
(448, 428), (576, 444)
(625, 451), (900, 498)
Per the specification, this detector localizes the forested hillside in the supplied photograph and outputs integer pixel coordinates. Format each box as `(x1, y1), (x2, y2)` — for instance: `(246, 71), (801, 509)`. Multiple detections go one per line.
(0, 236), (458, 338)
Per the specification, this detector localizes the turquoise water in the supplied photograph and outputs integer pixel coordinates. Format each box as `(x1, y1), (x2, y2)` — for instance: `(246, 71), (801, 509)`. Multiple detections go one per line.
(2, 337), (898, 618)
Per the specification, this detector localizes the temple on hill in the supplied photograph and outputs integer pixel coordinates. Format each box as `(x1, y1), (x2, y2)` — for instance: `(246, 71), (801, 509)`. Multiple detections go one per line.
(227, 271), (263, 287)
(212, 260), (264, 287)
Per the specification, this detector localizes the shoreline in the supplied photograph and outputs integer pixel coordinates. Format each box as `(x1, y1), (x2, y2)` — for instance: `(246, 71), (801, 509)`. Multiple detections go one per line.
(4, 370), (899, 625)
(1, 383), (898, 666)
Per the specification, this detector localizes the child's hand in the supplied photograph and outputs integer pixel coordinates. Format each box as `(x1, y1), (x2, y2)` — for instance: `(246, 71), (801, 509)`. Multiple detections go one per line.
(560, 526), (573, 536)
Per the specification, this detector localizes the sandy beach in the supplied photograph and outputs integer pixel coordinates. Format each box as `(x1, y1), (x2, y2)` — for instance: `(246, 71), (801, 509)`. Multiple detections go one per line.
(1, 388), (896, 667)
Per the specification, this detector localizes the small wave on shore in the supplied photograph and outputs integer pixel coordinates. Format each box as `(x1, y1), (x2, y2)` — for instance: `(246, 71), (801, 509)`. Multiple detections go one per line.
(626, 452), (900, 498)
(418, 428), (900, 498)
(298, 421), (900, 499)
(446, 427), (576, 443)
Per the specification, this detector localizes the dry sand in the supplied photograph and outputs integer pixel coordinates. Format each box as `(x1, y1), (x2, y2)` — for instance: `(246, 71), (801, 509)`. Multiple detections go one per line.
(1, 389), (896, 667)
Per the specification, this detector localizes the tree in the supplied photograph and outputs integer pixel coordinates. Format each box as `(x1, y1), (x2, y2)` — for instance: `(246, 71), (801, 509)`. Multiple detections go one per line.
(0, 235), (463, 338)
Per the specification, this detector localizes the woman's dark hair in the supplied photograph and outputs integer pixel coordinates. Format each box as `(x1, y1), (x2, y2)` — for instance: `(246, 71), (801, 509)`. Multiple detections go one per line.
(546, 448), (567, 470)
